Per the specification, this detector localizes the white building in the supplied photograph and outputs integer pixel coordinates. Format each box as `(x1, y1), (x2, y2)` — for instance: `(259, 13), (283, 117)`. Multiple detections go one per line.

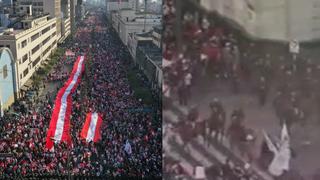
(127, 25), (162, 89)
(199, 0), (320, 42)
(0, 15), (58, 96)
(112, 9), (161, 45)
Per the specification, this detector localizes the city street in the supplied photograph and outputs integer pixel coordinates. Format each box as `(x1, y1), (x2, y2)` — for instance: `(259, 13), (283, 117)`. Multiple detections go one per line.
(0, 10), (162, 178)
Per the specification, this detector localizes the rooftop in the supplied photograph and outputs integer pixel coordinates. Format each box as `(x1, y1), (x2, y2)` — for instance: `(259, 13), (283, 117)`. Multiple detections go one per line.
(153, 25), (162, 34)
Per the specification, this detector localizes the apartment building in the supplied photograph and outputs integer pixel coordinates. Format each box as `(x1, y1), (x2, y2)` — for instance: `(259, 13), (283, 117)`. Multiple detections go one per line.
(112, 9), (161, 45)
(18, 0), (62, 39)
(0, 14), (58, 96)
(127, 26), (162, 90)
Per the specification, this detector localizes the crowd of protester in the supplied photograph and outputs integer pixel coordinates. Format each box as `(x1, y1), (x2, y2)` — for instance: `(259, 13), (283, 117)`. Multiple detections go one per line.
(0, 12), (161, 178)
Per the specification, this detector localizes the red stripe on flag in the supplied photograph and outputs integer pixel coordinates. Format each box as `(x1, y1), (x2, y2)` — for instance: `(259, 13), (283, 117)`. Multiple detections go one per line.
(45, 56), (85, 150)
(80, 112), (92, 140)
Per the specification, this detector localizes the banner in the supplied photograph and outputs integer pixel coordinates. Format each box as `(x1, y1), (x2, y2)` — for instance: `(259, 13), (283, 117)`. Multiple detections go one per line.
(80, 112), (103, 143)
(45, 56), (86, 151)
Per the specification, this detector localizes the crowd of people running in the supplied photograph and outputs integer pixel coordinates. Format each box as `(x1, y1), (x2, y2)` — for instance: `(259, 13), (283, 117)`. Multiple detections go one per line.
(0, 11), (161, 179)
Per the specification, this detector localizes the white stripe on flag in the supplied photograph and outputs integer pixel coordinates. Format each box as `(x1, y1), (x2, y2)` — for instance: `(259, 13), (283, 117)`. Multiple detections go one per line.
(54, 56), (85, 142)
(87, 113), (99, 142)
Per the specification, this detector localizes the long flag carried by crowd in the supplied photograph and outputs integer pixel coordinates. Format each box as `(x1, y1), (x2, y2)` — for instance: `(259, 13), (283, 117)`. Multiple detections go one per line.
(45, 56), (86, 151)
(80, 112), (103, 143)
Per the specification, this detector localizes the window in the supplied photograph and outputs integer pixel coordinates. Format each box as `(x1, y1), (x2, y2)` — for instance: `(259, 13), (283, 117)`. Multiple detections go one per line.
(42, 27), (50, 35)
(52, 40), (57, 46)
(31, 33), (40, 42)
(23, 68), (29, 77)
(22, 54), (28, 63)
(32, 45), (40, 54)
(3, 65), (7, 79)
(32, 57), (41, 67)
(51, 23), (56, 29)
(52, 32), (57, 37)
(21, 40), (27, 48)
(42, 46), (51, 56)
(20, 74), (22, 79)
(42, 37), (50, 46)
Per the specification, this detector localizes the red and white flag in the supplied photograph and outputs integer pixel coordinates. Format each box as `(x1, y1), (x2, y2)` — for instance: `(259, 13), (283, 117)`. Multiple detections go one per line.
(45, 56), (86, 151)
(80, 112), (103, 143)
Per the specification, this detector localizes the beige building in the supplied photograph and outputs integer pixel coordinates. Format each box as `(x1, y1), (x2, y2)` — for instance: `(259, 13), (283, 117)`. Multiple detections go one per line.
(18, 0), (62, 40)
(112, 9), (161, 45)
(199, 0), (320, 42)
(0, 15), (58, 95)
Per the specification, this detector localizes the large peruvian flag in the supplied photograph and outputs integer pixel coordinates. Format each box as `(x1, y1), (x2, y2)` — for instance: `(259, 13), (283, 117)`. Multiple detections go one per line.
(45, 56), (86, 151)
(80, 112), (103, 143)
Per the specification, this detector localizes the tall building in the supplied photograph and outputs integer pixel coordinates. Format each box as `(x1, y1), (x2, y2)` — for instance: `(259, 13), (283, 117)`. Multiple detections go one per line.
(199, 0), (320, 42)
(17, 0), (62, 39)
(111, 9), (161, 45)
(60, 0), (71, 41)
(0, 15), (58, 96)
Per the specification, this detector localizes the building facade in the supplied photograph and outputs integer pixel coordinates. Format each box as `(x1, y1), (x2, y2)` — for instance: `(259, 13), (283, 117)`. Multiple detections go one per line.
(0, 47), (16, 115)
(127, 26), (162, 90)
(105, 0), (138, 20)
(112, 9), (161, 45)
(0, 15), (58, 95)
(18, 0), (62, 39)
(61, 0), (71, 41)
(199, 0), (320, 42)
